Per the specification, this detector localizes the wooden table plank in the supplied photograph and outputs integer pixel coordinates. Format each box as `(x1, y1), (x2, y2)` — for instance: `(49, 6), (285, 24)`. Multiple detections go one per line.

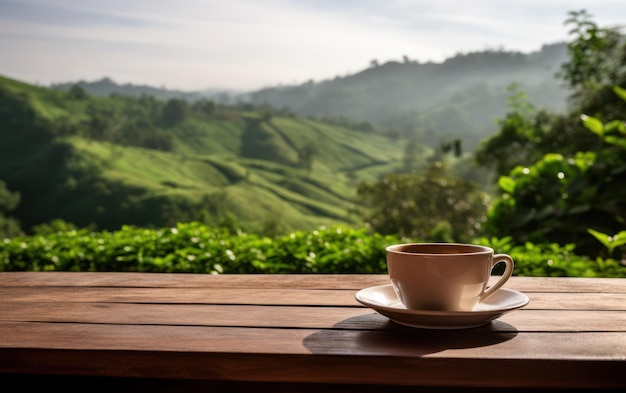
(1, 272), (625, 391)
(1, 302), (625, 331)
(1, 272), (625, 292)
(3, 347), (623, 390)
(0, 272), (390, 289)
(0, 287), (358, 305)
(2, 321), (626, 360)
(1, 322), (625, 389)
(2, 286), (626, 311)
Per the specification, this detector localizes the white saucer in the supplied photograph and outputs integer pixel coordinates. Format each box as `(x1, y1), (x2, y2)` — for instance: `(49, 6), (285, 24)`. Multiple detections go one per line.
(355, 284), (529, 329)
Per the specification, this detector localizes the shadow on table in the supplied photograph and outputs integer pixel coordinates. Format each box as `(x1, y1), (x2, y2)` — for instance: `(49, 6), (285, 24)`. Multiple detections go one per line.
(303, 312), (517, 356)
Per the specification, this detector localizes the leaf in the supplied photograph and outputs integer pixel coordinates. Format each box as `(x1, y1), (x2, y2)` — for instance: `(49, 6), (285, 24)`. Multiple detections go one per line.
(604, 120), (626, 135)
(613, 85), (626, 102)
(587, 228), (611, 249)
(580, 114), (604, 137)
(497, 176), (516, 194)
(611, 231), (626, 248)
(587, 229), (626, 258)
(605, 135), (626, 148)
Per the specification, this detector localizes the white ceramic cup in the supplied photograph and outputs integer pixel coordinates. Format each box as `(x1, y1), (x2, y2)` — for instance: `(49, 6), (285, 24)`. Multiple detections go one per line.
(386, 243), (514, 311)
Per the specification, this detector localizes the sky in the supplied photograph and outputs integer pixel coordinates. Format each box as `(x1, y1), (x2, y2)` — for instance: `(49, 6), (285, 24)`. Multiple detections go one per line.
(1, 0), (625, 92)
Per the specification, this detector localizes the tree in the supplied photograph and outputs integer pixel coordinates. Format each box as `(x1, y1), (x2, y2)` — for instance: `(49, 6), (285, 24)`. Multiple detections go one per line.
(355, 163), (489, 242)
(474, 83), (545, 178)
(558, 9), (626, 120)
(68, 84), (88, 100)
(162, 98), (189, 125)
(193, 99), (215, 117)
(558, 9), (625, 92)
(0, 180), (22, 238)
(85, 102), (116, 141)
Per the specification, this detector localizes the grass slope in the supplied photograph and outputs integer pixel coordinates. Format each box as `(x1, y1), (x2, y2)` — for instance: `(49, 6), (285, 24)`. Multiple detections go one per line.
(1, 74), (428, 234)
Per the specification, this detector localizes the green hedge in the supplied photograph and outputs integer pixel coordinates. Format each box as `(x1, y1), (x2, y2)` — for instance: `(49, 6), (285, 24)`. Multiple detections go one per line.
(1, 222), (624, 277)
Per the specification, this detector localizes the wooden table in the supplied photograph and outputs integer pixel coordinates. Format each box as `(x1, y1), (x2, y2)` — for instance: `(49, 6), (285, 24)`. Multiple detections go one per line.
(1, 272), (625, 392)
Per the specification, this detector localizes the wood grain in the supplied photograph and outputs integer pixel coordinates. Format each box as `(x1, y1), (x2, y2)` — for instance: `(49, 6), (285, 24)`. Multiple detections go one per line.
(2, 272), (625, 292)
(2, 287), (626, 309)
(1, 272), (625, 391)
(1, 301), (625, 331)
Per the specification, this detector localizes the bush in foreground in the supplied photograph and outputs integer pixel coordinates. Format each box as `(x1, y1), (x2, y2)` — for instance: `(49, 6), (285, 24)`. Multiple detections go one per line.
(1, 222), (624, 277)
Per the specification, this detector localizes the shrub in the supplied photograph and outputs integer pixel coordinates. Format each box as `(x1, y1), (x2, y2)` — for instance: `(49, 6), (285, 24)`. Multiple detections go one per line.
(1, 222), (624, 277)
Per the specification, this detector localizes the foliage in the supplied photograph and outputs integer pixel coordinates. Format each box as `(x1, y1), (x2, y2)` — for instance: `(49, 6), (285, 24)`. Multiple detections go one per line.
(476, 10), (626, 181)
(587, 228), (626, 258)
(0, 223), (396, 274)
(68, 85), (88, 100)
(475, 83), (548, 178)
(162, 98), (190, 126)
(558, 9), (626, 121)
(473, 236), (624, 277)
(558, 9), (626, 93)
(0, 180), (20, 217)
(355, 162), (490, 242)
(485, 102), (626, 259)
(476, 11), (626, 259)
(474, 85), (601, 182)
(31, 218), (80, 236)
(0, 180), (22, 238)
(1, 223), (623, 277)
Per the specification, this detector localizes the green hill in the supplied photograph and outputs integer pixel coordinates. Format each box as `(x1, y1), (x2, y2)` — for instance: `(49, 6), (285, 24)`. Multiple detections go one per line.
(0, 74), (421, 235)
(246, 43), (571, 152)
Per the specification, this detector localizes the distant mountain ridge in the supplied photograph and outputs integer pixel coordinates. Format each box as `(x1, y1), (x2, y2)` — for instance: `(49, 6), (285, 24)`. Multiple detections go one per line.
(51, 77), (239, 103)
(50, 42), (571, 152)
(252, 42), (568, 111)
(247, 42), (571, 151)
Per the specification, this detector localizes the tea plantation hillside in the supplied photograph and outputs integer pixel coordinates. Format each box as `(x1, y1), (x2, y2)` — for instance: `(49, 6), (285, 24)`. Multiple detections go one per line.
(0, 74), (421, 235)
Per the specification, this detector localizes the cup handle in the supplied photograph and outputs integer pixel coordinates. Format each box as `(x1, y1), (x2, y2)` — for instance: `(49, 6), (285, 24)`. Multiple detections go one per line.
(480, 254), (514, 302)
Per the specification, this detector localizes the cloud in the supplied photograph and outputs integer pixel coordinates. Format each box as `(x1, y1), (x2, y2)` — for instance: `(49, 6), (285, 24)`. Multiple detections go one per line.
(1, 0), (625, 90)
(0, 0), (154, 27)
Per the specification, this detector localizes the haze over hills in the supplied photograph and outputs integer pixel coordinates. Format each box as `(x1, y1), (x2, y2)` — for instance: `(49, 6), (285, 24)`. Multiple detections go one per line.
(247, 43), (571, 152)
(50, 42), (571, 153)
(250, 43), (569, 113)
